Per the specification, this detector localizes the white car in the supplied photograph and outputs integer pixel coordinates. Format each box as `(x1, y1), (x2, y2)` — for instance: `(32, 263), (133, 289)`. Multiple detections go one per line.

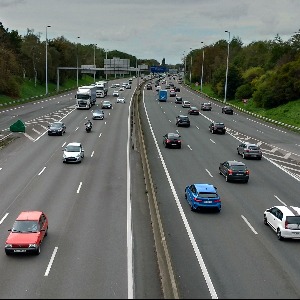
(119, 87), (125, 91)
(264, 205), (300, 240)
(117, 97), (125, 103)
(113, 90), (119, 97)
(182, 100), (191, 108)
(63, 142), (84, 163)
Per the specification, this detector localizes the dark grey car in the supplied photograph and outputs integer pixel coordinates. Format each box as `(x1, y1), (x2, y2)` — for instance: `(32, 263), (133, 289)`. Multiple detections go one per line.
(219, 160), (249, 183)
(48, 122), (66, 136)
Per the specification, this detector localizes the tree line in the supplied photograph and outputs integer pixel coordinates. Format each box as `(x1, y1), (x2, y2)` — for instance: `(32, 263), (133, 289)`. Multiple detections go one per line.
(184, 32), (300, 109)
(0, 22), (159, 99)
(1, 21), (300, 109)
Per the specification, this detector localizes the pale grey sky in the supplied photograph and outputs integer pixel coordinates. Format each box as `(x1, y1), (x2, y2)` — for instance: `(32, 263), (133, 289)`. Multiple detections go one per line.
(1, 0), (299, 64)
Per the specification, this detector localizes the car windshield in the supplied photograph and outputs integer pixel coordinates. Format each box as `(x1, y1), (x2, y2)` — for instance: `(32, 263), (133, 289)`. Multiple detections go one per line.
(198, 192), (218, 198)
(51, 123), (61, 128)
(12, 220), (39, 232)
(94, 110), (102, 114)
(66, 145), (81, 152)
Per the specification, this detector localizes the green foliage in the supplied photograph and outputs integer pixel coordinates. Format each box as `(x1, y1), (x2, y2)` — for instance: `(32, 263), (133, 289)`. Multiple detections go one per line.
(235, 83), (253, 100)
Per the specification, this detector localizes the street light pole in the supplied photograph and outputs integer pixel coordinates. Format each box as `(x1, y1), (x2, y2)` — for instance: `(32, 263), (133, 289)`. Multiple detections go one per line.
(224, 30), (230, 103)
(105, 50), (108, 81)
(189, 47), (192, 83)
(45, 25), (51, 95)
(200, 41), (205, 93)
(94, 43), (97, 82)
(76, 36), (80, 87)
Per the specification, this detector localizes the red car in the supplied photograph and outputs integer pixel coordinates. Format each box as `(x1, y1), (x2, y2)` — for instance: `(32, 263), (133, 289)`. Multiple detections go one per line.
(5, 211), (48, 255)
(188, 106), (200, 115)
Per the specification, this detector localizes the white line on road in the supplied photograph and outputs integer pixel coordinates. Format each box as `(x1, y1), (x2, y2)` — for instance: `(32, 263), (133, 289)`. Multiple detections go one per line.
(38, 167), (46, 176)
(241, 215), (258, 234)
(77, 182), (82, 194)
(205, 169), (213, 177)
(44, 247), (59, 276)
(210, 139), (216, 144)
(274, 195), (287, 206)
(0, 213), (9, 224)
(91, 151), (94, 157)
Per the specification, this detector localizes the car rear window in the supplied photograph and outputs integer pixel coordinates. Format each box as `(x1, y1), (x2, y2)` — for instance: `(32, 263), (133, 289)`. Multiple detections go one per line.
(286, 216), (300, 225)
(198, 192), (218, 198)
(248, 146), (260, 150)
(231, 166), (246, 171)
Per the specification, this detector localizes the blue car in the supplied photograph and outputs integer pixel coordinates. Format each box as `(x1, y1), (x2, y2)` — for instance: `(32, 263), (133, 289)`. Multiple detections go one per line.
(185, 183), (221, 212)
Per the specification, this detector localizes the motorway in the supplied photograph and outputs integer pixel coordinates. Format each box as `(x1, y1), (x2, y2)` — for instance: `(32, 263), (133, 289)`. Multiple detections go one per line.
(0, 79), (162, 299)
(0, 76), (299, 299)
(140, 80), (300, 298)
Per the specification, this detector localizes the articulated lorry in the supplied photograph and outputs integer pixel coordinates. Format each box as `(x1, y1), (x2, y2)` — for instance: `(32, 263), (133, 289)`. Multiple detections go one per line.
(75, 85), (97, 109)
(95, 81), (108, 98)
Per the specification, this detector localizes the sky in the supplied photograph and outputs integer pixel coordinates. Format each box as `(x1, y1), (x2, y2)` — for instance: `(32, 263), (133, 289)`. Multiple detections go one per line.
(1, 0), (300, 65)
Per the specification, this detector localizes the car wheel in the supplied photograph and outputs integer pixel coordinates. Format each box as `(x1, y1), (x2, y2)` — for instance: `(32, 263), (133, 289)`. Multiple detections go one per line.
(219, 169), (222, 175)
(35, 245), (41, 255)
(5, 250), (10, 256)
(45, 226), (48, 237)
(244, 179), (249, 183)
(237, 149), (240, 155)
(190, 203), (196, 212)
(277, 229), (283, 240)
(178, 145), (181, 149)
(258, 157), (262, 160)
(164, 143), (168, 148)
(264, 216), (268, 225)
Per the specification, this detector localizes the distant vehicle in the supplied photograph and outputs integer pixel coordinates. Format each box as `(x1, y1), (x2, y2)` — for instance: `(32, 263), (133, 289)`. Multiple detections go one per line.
(75, 85), (97, 109)
(219, 160), (249, 183)
(175, 87), (180, 92)
(63, 142), (84, 163)
(169, 89), (176, 97)
(200, 102), (212, 111)
(264, 205), (300, 240)
(188, 106), (200, 115)
(113, 90), (119, 97)
(175, 96), (183, 104)
(125, 84), (131, 89)
(163, 132), (181, 149)
(5, 211), (48, 255)
(182, 100), (191, 108)
(176, 115), (190, 127)
(158, 89), (168, 102)
(185, 183), (221, 212)
(222, 106), (234, 114)
(209, 122), (226, 134)
(101, 100), (113, 109)
(92, 109), (104, 120)
(146, 84), (152, 90)
(117, 96), (126, 103)
(95, 81), (108, 98)
(48, 121), (66, 136)
(237, 142), (262, 160)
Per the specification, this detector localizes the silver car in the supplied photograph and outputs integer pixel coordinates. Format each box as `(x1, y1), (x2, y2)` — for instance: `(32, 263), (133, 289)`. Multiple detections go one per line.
(63, 142), (84, 163)
(92, 109), (104, 120)
(237, 142), (262, 160)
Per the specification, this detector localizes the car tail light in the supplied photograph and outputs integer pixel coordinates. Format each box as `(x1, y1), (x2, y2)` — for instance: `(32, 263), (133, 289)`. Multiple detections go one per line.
(245, 150), (250, 152)
(214, 199), (221, 203)
(245, 170), (250, 175)
(228, 170), (233, 175)
(285, 220), (289, 229)
(194, 197), (202, 202)
(166, 139), (171, 143)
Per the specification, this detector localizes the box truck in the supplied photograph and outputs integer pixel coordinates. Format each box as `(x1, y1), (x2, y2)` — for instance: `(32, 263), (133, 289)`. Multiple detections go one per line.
(75, 85), (97, 109)
(95, 81), (108, 98)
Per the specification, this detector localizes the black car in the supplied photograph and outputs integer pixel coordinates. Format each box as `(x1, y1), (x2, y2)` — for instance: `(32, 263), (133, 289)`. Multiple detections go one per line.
(48, 121), (66, 136)
(146, 85), (152, 90)
(176, 115), (190, 127)
(163, 133), (181, 149)
(209, 122), (226, 134)
(219, 160), (250, 183)
(222, 106), (234, 115)
(175, 96), (183, 104)
(175, 87), (180, 92)
(188, 106), (200, 115)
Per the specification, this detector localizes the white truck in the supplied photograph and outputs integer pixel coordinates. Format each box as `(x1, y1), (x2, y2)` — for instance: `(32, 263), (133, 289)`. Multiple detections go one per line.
(75, 85), (97, 109)
(95, 81), (108, 98)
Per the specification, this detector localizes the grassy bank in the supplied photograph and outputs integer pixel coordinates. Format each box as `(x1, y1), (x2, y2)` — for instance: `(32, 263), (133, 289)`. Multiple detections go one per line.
(189, 83), (300, 129)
